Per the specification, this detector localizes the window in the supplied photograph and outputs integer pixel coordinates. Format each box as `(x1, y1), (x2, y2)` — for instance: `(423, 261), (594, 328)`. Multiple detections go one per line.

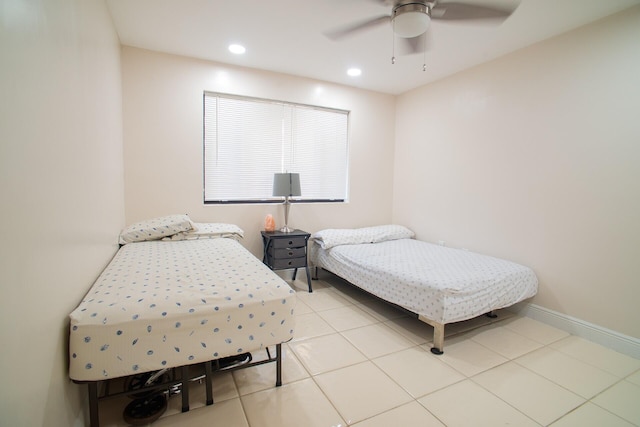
(203, 92), (349, 204)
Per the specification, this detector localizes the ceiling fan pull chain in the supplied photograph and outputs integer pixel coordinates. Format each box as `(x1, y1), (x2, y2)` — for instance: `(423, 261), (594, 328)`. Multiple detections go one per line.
(422, 31), (427, 71)
(391, 20), (396, 64)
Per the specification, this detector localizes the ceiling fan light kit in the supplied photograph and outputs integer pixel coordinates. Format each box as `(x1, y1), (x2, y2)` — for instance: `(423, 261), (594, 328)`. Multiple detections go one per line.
(393, 3), (431, 38)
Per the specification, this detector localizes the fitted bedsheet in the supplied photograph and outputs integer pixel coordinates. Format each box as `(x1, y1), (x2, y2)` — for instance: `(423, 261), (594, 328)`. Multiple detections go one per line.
(310, 238), (537, 324)
(69, 238), (296, 381)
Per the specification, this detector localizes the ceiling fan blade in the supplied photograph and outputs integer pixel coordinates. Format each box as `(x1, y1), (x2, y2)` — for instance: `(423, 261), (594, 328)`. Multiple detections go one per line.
(324, 15), (390, 40)
(431, 2), (518, 21)
(365, 0), (394, 5)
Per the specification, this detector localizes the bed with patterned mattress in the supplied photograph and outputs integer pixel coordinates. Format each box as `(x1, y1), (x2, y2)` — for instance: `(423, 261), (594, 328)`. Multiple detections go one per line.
(309, 225), (537, 354)
(69, 216), (296, 426)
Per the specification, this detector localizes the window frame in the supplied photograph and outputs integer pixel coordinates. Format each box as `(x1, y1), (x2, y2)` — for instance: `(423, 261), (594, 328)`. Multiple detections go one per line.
(202, 91), (350, 205)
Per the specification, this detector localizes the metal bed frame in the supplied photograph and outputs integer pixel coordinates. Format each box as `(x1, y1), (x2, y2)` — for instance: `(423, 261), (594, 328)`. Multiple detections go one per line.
(313, 267), (498, 354)
(75, 344), (283, 427)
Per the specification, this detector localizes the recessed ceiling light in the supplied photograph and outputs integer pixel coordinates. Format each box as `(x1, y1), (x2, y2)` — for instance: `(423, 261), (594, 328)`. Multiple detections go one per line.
(347, 68), (362, 77)
(228, 44), (246, 55)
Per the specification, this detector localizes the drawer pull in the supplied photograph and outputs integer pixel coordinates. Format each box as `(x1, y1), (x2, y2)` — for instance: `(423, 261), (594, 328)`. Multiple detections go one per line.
(288, 240), (294, 245)
(288, 261), (292, 266)
(288, 251), (293, 256)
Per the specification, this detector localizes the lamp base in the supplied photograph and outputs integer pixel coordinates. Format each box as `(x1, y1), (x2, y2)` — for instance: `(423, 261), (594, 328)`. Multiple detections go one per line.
(280, 198), (294, 233)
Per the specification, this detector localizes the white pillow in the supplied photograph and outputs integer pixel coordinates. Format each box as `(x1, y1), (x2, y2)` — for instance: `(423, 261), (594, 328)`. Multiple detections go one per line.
(312, 225), (414, 249)
(164, 223), (244, 241)
(118, 214), (195, 244)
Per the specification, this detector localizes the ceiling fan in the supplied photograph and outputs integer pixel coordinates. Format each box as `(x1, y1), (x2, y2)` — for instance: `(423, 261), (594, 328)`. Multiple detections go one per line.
(325, 1), (520, 56)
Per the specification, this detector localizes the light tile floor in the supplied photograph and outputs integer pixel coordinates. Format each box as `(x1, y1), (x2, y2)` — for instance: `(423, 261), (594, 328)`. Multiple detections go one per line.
(100, 273), (640, 426)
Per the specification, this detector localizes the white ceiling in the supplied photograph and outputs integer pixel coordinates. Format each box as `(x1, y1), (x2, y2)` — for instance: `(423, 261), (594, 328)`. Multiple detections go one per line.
(106, 0), (638, 95)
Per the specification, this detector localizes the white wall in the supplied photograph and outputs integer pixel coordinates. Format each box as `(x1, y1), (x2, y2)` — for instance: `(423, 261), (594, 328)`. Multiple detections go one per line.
(0, 1), (125, 426)
(121, 47), (396, 256)
(393, 7), (640, 338)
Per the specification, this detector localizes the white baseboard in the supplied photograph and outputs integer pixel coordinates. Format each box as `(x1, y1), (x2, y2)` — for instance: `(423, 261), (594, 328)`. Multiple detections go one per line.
(510, 303), (640, 359)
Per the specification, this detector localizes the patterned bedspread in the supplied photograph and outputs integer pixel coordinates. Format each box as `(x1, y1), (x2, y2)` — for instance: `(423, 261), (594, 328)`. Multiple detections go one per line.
(311, 238), (537, 324)
(69, 238), (296, 381)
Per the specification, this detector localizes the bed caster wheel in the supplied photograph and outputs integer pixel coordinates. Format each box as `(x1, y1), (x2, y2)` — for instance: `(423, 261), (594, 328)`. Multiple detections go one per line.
(430, 347), (444, 355)
(122, 394), (167, 425)
(124, 370), (172, 399)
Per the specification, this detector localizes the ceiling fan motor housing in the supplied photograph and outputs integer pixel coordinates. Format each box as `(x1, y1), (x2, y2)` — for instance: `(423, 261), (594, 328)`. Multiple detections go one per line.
(392, 2), (431, 38)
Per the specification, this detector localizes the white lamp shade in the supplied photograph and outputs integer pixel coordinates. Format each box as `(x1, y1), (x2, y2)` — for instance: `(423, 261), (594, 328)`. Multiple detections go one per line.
(273, 173), (301, 197)
(393, 4), (431, 38)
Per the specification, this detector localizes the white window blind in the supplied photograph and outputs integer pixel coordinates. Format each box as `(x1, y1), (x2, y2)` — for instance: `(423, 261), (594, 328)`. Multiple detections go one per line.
(203, 92), (349, 203)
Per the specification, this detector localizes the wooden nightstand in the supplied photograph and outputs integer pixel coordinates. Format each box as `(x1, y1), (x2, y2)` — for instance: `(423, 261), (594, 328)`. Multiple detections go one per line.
(261, 229), (312, 292)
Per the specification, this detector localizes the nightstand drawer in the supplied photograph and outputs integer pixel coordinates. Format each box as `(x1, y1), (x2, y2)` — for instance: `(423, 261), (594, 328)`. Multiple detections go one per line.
(269, 247), (306, 259)
(269, 256), (307, 269)
(271, 236), (307, 249)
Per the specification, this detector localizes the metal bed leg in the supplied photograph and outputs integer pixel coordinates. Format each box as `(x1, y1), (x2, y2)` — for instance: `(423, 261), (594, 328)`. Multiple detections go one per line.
(431, 322), (445, 355)
(181, 366), (190, 412)
(418, 315), (445, 355)
(88, 382), (100, 427)
(275, 343), (282, 387)
(204, 360), (213, 406)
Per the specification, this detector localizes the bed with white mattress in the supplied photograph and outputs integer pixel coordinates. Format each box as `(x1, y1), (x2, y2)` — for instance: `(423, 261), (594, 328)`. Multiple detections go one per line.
(69, 216), (296, 426)
(309, 225), (537, 354)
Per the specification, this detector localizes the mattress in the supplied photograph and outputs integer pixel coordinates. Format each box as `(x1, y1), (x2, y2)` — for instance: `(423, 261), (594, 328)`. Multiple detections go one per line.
(310, 238), (537, 324)
(69, 238), (296, 382)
